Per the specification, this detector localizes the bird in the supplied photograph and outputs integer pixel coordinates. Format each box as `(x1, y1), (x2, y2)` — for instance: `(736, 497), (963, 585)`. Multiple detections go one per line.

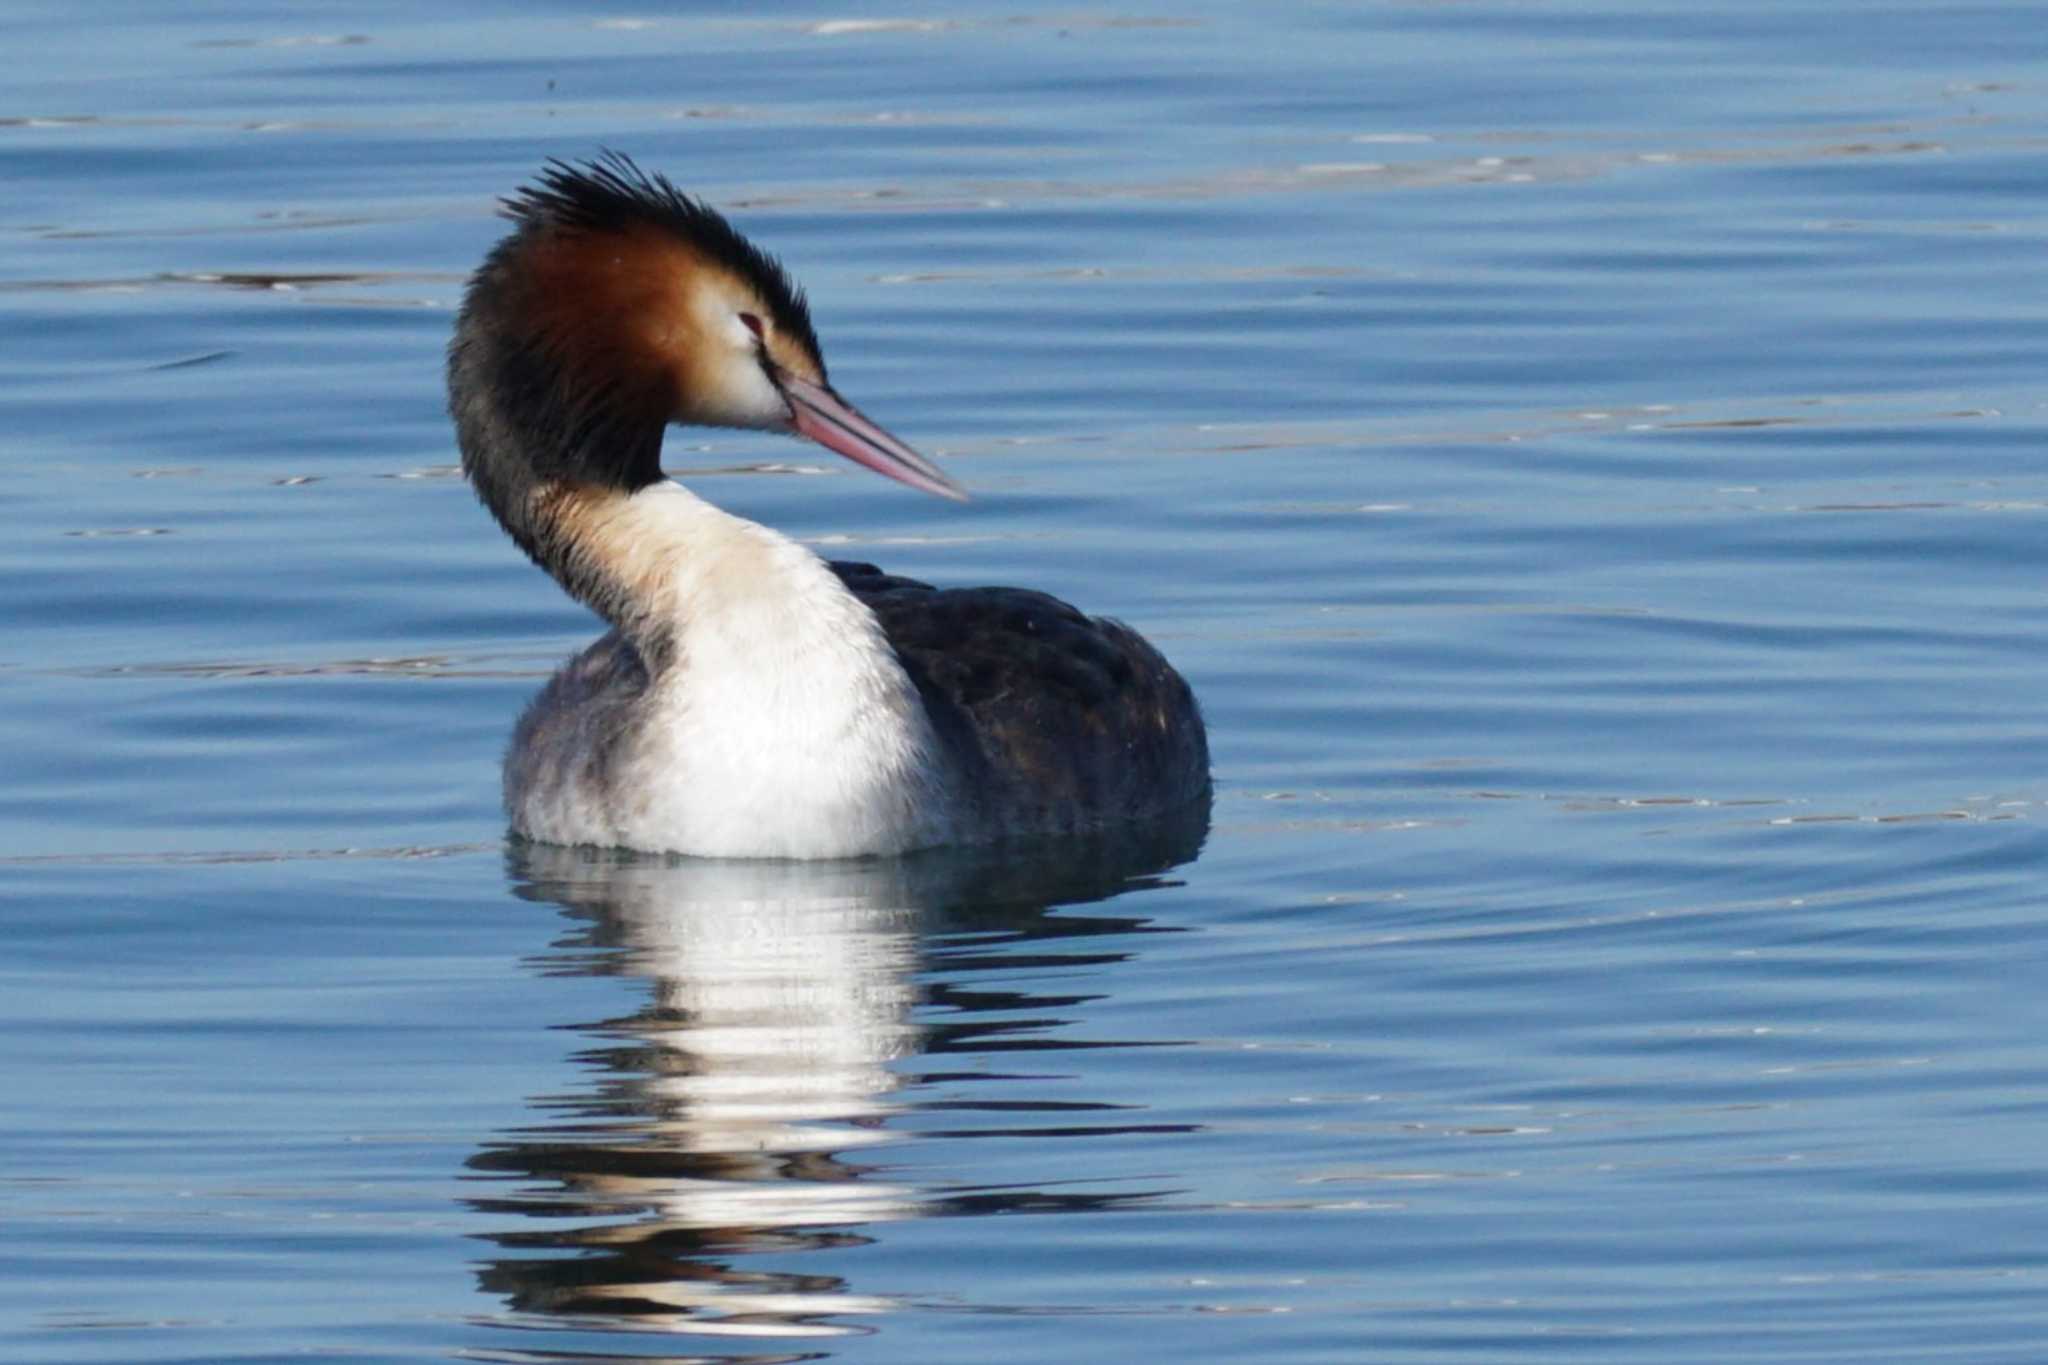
(447, 153), (1208, 858)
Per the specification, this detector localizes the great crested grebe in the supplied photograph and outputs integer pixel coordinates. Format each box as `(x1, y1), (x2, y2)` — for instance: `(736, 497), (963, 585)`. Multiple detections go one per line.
(449, 154), (1207, 858)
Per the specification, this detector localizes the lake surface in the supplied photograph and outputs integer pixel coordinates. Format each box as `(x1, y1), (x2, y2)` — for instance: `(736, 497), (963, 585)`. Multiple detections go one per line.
(5, 4), (2047, 1362)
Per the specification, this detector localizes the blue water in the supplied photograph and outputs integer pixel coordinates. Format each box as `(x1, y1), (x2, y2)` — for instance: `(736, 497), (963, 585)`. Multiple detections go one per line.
(6, 4), (2047, 1362)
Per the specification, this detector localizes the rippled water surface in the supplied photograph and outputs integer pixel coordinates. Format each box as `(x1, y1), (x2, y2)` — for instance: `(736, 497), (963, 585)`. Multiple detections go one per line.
(6, 4), (2048, 1362)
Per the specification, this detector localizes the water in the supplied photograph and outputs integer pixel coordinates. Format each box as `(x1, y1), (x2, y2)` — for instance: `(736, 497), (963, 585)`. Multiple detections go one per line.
(5, 4), (2047, 1361)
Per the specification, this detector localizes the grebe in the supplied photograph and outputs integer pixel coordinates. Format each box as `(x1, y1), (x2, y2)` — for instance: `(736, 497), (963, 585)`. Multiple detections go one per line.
(449, 154), (1207, 858)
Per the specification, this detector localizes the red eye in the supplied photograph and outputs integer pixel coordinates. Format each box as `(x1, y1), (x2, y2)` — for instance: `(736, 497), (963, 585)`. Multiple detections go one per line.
(739, 312), (765, 340)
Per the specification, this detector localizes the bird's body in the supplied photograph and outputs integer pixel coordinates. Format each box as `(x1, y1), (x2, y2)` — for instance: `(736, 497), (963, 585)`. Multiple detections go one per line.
(450, 155), (1206, 858)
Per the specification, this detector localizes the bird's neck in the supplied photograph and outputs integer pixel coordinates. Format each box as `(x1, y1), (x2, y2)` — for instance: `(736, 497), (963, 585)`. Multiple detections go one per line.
(501, 473), (850, 665)
(522, 478), (704, 656)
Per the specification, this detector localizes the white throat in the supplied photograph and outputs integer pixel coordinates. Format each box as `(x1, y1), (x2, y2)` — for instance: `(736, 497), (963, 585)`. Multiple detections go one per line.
(509, 481), (962, 858)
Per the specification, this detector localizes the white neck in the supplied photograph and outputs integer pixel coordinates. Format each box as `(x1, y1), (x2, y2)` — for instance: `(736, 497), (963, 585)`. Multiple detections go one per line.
(514, 481), (961, 858)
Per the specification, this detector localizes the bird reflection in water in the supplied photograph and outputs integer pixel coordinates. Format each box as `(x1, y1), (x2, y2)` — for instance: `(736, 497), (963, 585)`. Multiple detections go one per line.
(465, 808), (1206, 1349)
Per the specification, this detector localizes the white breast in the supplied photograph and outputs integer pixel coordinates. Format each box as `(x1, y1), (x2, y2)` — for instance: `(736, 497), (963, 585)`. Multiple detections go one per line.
(506, 482), (964, 858)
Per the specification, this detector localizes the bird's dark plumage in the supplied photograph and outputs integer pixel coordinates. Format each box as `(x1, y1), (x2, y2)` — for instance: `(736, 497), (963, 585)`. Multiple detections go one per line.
(832, 561), (1210, 834)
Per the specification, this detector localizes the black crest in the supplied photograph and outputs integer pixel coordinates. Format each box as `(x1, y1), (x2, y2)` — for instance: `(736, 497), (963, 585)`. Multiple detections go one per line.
(504, 151), (823, 370)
